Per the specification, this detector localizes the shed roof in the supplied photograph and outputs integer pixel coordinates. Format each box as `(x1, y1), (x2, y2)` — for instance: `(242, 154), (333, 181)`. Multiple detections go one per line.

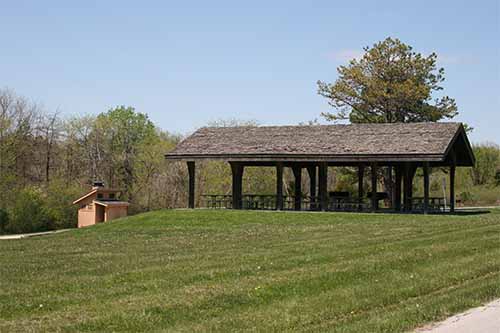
(93, 200), (130, 207)
(72, 188), (122, 205)
(165, 122), (474, 166)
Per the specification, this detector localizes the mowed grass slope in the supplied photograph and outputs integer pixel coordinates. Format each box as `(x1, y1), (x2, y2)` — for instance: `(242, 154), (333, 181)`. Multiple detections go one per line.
(0, 210), (499, 332)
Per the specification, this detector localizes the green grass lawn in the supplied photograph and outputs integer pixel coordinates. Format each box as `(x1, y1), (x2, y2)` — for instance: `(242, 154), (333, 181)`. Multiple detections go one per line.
(1, 209), (499, 332)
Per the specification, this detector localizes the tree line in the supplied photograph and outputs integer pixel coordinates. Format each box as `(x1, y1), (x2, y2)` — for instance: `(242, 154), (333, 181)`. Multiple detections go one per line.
(1, 37), (499, 234)
(0, 89), (291, 234)
(0, 88), (188, 233)
(0, 87), (499, 234)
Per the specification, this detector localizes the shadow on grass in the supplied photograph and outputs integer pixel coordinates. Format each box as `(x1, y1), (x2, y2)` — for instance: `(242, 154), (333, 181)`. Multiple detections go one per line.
(451, 209), (491, 216)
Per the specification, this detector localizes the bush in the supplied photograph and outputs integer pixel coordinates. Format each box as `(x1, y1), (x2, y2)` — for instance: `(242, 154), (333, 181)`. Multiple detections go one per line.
(43, 181), (80, 229)
(466, 185), (500, 206)
(471, 143), (500, 185)
(8, 188), (54, 234)
(1, 182), (81, 235)
(0, 208), (9, 233)
(459, 191), (474, 203)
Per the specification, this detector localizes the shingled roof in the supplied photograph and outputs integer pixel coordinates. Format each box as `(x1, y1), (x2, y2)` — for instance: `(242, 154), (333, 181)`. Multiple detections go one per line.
(165, 122), (474, 166)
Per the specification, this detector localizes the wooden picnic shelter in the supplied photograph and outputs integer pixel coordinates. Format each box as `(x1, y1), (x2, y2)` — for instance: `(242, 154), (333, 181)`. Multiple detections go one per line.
(165, 122), (474, 213)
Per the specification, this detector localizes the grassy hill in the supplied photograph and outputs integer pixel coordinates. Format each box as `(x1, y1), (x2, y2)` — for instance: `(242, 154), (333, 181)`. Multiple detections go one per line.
(1, 209), (499, 332)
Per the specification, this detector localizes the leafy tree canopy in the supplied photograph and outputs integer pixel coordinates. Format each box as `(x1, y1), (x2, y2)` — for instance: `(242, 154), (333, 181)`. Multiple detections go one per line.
(317, 37), (458, 123)
(94, 106), (157, 200)
(96, 106), (157, 152)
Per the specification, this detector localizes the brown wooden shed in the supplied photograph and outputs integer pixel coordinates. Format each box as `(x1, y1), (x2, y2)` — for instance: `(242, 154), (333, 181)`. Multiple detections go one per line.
(72, 183), (129, 228)
(165, 122), (475, 214)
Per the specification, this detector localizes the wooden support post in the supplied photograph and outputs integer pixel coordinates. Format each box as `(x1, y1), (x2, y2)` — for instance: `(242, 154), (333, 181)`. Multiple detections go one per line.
(403, 164), (417, 212)
(292, 165), (302, 211)
(402, 164), (408, 212)
(450, 165), (456, 213)
(371, 163), (378, 212)
(409, 166), (416, 208)
(307, 166), (317, 210)
(230, 162), (244, 209)
(187, 161), (195, 209)
(276, 162), (284, 211)
(384, 165), (396, 209)
(403, 163), (411, 212)
(358, 165), (364, 211)
(449, 149), (456, 213)
(318, 162), (328, 211)
(423, 162), (430, 214)
(307, 166), (317, 198)
(394, 166), (402, 212)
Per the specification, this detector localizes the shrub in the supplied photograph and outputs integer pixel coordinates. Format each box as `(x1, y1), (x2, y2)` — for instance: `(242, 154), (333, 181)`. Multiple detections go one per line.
(2, 182), (81, 234)
(0, 208), (9, 233)
(8, 188), (54, 234)
(43, 181), (80, 229)
(459, 191), (474, 203)
(471, 143), (500, 185)
(466, 185), (500, 206)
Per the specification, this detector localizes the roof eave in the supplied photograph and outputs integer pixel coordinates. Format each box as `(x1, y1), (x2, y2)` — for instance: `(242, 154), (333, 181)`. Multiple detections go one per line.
(165, 153), (446, 163)
(93, 200), (130, 207)
(72, 189), (98, 205)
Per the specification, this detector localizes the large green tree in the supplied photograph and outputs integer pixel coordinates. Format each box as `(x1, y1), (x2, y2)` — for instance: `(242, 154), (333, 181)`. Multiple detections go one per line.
(317, 37), (458, 123)
(95, 106), (157, 202)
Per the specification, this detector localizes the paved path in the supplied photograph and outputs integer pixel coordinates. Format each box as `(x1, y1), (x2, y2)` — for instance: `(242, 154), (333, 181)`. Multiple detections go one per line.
(457, 206), (500, 210)
(415, 299), (500, 333)
(0, 229), (70, 240)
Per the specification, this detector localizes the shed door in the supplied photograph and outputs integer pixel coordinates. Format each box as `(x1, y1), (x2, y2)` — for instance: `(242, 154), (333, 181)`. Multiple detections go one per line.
(96, 205), (105, 223)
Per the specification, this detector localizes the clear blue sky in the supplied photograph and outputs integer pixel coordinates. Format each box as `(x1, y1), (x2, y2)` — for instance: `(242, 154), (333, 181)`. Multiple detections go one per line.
(1, 0), (498, 143)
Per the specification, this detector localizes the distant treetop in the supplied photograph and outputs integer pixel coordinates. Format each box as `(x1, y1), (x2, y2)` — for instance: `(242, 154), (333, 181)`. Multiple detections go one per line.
(317, 37), (458, 124)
